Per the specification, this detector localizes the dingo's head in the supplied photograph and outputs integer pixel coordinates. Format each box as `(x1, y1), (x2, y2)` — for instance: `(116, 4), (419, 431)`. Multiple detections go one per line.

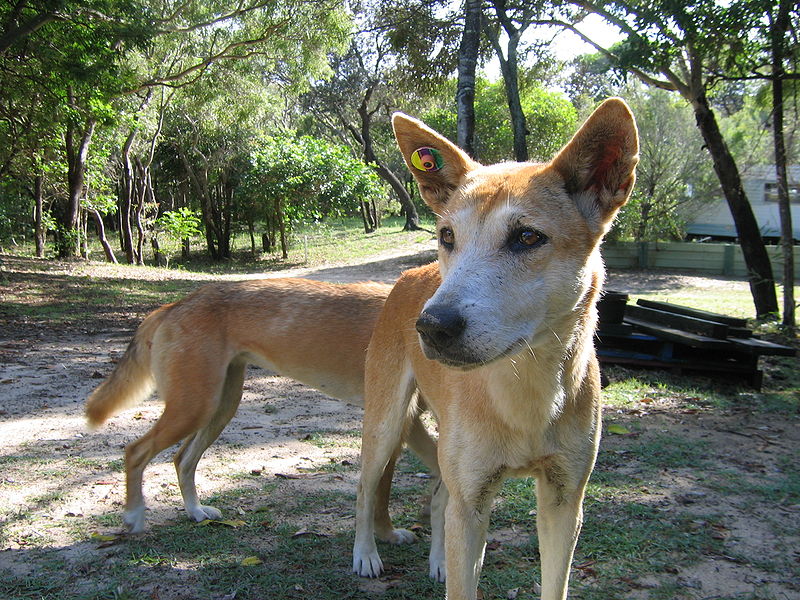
(393, 99), (638, 368)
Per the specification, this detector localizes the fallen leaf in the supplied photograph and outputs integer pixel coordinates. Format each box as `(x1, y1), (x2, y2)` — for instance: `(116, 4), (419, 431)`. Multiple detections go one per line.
(506, 587), (519, 599)
(240, 556), (262, 566)
(607, 423), (631, 435)
(292, 528), (328, 538)
(90, 532), (118, 542)
(197, 519), (246, 528)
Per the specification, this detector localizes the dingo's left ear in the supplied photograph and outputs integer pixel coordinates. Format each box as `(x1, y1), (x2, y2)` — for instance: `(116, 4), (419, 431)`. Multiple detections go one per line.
(392, 112), (479, 212)
(551, 98), (639, 231)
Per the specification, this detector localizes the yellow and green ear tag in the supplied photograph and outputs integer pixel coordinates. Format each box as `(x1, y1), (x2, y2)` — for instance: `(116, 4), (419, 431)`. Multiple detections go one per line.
(410, 147), (443, 172)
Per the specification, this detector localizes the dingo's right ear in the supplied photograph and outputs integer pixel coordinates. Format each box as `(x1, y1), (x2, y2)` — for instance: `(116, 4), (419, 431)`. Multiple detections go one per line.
(550, 98), (639, 232)
(392, 113), (479, 212)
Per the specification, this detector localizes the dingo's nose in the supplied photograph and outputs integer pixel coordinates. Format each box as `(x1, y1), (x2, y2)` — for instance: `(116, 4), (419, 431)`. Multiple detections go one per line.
(416, 306), (466, 352)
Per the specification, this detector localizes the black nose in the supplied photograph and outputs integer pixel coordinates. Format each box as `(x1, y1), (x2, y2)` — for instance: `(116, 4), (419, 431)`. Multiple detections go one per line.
(416, 306), (466, 352)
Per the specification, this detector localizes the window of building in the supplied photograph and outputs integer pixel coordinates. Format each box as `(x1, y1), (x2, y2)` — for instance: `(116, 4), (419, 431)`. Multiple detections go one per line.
(765, 182), (800, 203)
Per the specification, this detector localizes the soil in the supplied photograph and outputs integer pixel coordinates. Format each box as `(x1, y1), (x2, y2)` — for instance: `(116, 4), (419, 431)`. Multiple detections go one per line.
(0, 249), (798, 599)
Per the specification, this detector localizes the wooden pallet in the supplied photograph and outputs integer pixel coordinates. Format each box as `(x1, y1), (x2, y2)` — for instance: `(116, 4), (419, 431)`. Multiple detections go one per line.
(595, 295), (796, 389)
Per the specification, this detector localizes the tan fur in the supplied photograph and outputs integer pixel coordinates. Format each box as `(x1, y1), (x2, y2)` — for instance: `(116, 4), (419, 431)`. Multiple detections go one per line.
(353, 99), (639, 600)
(87, 278), (439, 536)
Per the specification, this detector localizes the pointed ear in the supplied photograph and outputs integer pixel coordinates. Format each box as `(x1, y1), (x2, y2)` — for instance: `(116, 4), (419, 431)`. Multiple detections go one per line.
(392, 112), (479, 212)
(550, 98), (639, 231)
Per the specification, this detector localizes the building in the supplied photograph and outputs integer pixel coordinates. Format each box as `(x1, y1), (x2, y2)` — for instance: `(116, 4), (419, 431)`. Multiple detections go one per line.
(685, 165), (800, 241)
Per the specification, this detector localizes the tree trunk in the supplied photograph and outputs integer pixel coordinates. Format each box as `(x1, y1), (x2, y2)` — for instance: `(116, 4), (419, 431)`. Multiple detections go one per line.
(375, 162), (419, 230)
(33, 174), (45, 257)
(361, 200), (375, 233)
(354, 87), (421, 230)
(277, 198), (288, 259)
(771, 0), (795, 329)
(61, 115), (96, 257)
(485, 2), (529, 162)
(90, 208), (118, 263)
(456, 0), (481, 158)
(119, 128), (137, 264)
(180, 152), (219, 259)
(691, 93), (778, 318)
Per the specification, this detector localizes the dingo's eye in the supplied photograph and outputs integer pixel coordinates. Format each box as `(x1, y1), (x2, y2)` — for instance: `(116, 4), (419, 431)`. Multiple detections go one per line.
(439, 227), (455, 249)
(510, 228), (546, 251)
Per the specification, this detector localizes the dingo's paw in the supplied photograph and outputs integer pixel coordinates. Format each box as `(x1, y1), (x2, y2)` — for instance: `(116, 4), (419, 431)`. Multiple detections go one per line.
(123, 505), (146, 534)
(187, 504), (223, 522)
(429, 548), (446, 582)
(381, 527), (416, 545)
(353, 543), (384, 578)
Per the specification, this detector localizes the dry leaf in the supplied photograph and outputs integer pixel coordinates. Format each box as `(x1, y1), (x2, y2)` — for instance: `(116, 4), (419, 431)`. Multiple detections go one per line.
(241, 556), (262, 566)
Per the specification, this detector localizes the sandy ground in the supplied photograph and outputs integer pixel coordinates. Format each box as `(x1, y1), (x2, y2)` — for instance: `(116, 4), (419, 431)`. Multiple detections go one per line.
(0, 248), (798, 599)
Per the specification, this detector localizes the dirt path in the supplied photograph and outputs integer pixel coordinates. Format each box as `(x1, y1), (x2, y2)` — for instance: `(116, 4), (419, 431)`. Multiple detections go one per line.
(0, 251), (798, 600)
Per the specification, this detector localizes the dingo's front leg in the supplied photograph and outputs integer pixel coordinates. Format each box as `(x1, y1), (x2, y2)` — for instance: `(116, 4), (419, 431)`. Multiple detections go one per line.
(439, 442), (504, 600)
(535, 468), (591, 600)
(353, 368), (417, 577)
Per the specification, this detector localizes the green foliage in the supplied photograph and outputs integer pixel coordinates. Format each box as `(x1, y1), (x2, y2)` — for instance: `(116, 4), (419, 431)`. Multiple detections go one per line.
(156, 208), (203, 243)
(423, 77), (577, 163)
(242, 135), (385, 224)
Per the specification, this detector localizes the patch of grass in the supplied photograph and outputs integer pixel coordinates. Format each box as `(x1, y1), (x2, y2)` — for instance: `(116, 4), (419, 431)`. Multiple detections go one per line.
(302, 430), (362, 449)
(603, 363), (800, 415)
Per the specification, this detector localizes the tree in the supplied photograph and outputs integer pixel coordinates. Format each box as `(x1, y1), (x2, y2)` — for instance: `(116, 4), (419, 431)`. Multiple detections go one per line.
(483, 0), (537, 162)
(241, 135), (384, 258)
(304, 40), (424, 230)
(608, 85), (716, 242)
(767, 0), (797, 328)
(0, 0), (351, 259)
(456, 0), (483, 157)
(424, 76), (577, 164)
(545, 0), (780, 318)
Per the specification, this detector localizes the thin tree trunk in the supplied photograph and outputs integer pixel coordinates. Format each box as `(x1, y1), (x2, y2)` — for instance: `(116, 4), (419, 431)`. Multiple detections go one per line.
(33, 174), (45, 257)
(180, 152), (219, 259)
(361, 200), (375, 233)
(771, 0), (795, 328)
(486, 0), (529, 162)
(691, 94), (778, 318)
(62, 110), (96, 257)
(90, 208), (118, 263)
(119, 128), (136, 263)
(456, 0), (481, 158)
(277, 197), (287, 259)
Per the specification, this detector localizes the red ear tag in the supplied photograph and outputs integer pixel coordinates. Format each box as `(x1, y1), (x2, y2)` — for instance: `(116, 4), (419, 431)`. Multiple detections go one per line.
(411, 147), (443, 172)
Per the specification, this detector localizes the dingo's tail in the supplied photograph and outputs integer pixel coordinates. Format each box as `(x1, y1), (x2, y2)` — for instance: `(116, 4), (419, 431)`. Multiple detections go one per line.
(85, 305), (169, 428)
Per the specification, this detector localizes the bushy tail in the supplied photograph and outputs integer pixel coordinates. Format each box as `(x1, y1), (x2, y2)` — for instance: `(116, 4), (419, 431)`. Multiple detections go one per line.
(85, 305), (168, 428)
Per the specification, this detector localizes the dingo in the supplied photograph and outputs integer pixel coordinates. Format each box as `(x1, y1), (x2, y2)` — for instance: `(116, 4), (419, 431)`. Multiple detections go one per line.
(353, 99), (638, 600)
(86, 278), (438, 537)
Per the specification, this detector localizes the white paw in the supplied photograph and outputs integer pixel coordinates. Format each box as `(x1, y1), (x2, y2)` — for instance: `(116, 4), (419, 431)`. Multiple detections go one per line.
(382, 528), (417, 545)
(353, 542), (384, 578)
(187, 504), (223, 522)
(123, 505), (146, 534)
(429, 546), (446, 582)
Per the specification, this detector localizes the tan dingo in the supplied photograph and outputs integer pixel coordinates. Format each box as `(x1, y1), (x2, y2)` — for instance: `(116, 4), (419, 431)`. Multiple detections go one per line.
(353, 99), (638, 600)
(86, 278), (438, 537)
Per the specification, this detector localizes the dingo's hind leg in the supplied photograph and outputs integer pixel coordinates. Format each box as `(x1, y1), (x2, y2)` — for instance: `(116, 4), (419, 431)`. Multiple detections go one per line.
(174, 359), (246, 523)
(123, 358), (225, 533)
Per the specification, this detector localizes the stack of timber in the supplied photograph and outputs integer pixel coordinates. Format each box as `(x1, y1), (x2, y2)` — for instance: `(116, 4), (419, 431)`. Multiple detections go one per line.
(595, 292), (796, 389)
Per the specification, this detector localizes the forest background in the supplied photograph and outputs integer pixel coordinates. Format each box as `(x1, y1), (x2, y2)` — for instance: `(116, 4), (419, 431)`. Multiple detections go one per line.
(0, 0), (797, 321)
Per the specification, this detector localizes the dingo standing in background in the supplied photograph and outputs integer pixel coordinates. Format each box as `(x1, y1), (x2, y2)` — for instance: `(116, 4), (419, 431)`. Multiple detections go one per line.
(353, 99), (639, 600)
(86, 278), (438, 539)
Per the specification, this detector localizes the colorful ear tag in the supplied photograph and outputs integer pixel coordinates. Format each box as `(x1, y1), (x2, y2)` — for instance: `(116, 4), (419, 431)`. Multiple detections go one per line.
(410, 147), (443, 172)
